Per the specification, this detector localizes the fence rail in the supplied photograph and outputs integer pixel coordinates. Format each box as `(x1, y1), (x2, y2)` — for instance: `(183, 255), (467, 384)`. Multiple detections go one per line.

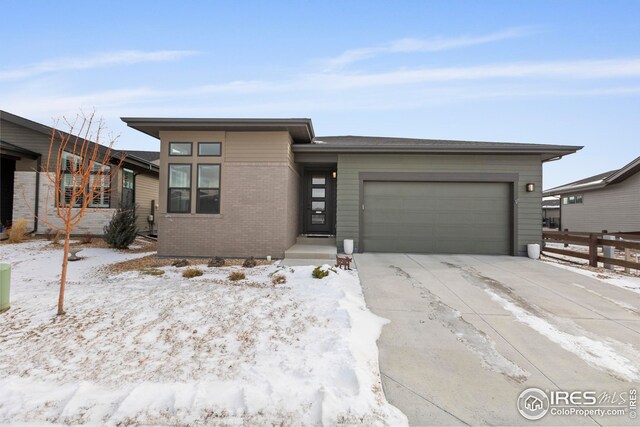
(542, 230), (640, 272)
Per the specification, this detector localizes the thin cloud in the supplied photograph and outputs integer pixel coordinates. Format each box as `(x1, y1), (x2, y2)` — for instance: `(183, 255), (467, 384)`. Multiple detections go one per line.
(320, 27), (539, 71)
(306, 58), (640, 89)
(0, 50), (200, 80)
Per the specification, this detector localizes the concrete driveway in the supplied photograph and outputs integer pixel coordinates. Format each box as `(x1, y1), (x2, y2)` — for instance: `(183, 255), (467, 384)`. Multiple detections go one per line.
(354, 254), (640, 426)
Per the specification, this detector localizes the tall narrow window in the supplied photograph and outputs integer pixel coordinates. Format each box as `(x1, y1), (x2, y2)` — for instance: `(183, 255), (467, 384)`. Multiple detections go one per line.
(197, 164), (220, 214)
(122, 168), (134, 208)
(61, 173), (82, 207)
(168, 164), (191, 213)
(89, 165), (111, 208)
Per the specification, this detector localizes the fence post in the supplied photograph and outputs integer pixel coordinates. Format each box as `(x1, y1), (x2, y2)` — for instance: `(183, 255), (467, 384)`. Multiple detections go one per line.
(588, 233), (598, 267)
(564, 228), (569, 248)
(603, 235), (615, 270)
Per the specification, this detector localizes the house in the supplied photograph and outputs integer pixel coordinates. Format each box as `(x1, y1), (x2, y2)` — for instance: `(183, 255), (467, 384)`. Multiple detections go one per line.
(543, 155), (640, 232)
(0, 111), (160, 235)
(542, 196), (560, 229)
(122, 117), (581, 258)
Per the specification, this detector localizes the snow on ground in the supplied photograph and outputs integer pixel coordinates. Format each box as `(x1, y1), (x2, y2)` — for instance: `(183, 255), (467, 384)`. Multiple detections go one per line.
(0, 241), (406, 426)
(485, 290), (640, 382)
(542, 259), (640, 294)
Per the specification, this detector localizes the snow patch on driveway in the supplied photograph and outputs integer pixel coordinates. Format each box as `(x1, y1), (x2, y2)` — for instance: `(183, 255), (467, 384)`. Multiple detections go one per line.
(446, 263), (640, 382)
(544, 261), (640, 294)
(485, 290), (640, 382)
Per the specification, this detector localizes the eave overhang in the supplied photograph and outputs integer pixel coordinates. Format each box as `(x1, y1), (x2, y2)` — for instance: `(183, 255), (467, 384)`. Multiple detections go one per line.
(121, 117), (315, 144)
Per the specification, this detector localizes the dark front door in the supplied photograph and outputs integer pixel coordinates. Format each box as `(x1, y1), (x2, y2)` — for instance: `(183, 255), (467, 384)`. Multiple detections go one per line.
(303, 169), (335, 234)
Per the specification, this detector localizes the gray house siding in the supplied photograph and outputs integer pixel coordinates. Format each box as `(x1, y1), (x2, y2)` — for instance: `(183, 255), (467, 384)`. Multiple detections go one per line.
(560, 172), (640, 232)
(1, 116), (159, 234)
(336, 153), (543, 256)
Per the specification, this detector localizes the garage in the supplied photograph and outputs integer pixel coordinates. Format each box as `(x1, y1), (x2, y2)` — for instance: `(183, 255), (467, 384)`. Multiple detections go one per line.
(362, 181), (512, 254)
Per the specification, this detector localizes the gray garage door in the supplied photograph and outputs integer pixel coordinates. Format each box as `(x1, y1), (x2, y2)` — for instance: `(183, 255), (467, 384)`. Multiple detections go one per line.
(362, 181), (512, 254)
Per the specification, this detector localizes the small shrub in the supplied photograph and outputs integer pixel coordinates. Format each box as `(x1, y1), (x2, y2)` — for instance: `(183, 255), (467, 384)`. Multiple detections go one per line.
(7, 219), (29, 243)
(140, 268), (164, 276)
(208, 256), (225, 267)
(80, 235), (93, 244)
(271, 274), (287, 285)
(172, 259), (190, 268)
(229, 270), (246, 281)
(183, 268), (203, 278)
(103, 207), (138, 249)
(312, 265), (334, 279)
(242, 257), (257, 268)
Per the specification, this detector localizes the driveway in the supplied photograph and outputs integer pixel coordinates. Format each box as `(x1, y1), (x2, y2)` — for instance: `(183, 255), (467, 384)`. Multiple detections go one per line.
(355, 254), (640, 426)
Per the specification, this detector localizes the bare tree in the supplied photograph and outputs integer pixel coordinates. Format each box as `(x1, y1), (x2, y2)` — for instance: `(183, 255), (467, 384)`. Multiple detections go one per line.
(38, 111), (124, 315)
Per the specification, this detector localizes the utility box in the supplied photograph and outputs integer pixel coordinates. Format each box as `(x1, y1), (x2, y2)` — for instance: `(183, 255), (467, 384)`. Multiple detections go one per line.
(0, 263), (10, 313)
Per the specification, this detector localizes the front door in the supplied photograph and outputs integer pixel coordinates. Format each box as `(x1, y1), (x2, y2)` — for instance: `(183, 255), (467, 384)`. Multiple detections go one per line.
(303, 169), (335, 234)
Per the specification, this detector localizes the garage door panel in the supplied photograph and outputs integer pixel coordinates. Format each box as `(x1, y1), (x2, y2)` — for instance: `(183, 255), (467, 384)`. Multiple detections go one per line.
(362, 181), (511, 255)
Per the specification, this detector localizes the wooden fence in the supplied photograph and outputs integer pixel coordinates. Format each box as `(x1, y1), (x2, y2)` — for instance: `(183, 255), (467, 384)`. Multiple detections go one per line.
(542, 230), (640, 271)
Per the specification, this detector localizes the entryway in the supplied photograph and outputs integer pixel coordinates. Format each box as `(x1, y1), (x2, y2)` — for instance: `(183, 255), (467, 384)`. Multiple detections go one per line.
(302, 167), (336, 236)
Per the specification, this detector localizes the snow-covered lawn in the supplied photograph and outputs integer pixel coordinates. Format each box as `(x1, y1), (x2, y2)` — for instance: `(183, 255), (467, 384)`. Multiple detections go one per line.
(0, 240), (406, 426)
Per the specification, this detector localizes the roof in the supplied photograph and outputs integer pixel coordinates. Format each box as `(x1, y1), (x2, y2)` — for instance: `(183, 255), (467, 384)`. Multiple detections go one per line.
(1, 110), (158, 172)
(542, 198), (560, 209)
(120, 150), (160, 162)
(0, 140), (40, 159)
(544, 155), (640, 195)
(293, 135), (582, 161)
(121, 117), (315, 144)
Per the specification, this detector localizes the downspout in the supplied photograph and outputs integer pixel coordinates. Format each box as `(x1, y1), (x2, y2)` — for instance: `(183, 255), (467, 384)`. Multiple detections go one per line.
(33, 155), (41, 233)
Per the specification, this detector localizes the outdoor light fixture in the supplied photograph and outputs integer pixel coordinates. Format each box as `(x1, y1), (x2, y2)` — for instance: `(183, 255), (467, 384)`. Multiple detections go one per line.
(526, 183), (535, 192)
(332, 171), (337, 178)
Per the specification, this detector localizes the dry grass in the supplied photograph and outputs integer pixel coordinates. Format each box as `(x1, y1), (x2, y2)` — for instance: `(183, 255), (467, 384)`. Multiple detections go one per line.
(183, 268), (204, 278)
(105, 254), (271, 274)
(140, 268), (165, 276)
(229, 271), (246, 281)
(7, 219), (29, 243)
(271, 274), (287, 285)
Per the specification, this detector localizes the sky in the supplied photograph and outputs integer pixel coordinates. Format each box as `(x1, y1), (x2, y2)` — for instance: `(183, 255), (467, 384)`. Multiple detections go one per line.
(1, 0), (639, 189)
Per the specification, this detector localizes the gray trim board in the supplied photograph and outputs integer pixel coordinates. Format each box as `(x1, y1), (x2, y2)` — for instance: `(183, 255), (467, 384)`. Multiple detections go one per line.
(121, 117), (315, 144)
(357, 172), (518, 256)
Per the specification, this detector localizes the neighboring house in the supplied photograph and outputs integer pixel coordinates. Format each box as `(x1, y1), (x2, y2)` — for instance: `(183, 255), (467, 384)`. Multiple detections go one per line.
(543, 155), (640, 232)
(0, 111), (160, 235)
(122, 117), (581, 258)
(542, 196), (560, 229)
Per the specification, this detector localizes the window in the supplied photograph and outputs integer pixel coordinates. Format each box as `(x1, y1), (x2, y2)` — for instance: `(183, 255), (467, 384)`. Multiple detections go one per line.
(89, 169), (111, 208)
(62, 174), (82, 207)
(197, 164), (221, 214)
(169, 142), (192, 156)
(62, 152), (81, 172)
(198, 142), (221, 156)
(122, 168), (134, 208)
(59, 152), (111, 208)
(312, 175), (325, 185)
(168, 164), (191, 213)
(564, 194), (583, 205)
